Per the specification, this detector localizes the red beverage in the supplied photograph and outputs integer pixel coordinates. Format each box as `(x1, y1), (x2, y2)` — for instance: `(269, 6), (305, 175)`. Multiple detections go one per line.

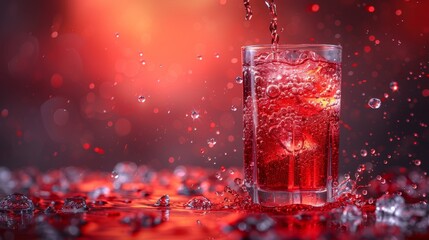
(243, 45), (341, 206)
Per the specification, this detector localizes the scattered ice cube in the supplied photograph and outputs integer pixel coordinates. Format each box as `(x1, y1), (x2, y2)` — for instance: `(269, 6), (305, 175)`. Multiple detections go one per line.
(0, 193), (34, 214)
(376, 194), (405, 216)
(62, 197), (88, 213)
(376, 194), (429, 232)
(223, 214), (276, 234)
(154, 195), (170, 207)
(341, 205), (362, 222)
(368, 98), (381, 109)
(184, 196), (212, 210)
(121, 212), (164, 232)
(112, 162), (138, 190)
(88, 186), (110, 200)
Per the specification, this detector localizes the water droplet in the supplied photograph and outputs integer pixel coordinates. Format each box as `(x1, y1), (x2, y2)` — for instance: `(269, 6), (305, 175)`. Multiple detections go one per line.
(360, 149), (368, 157)
(389, 81), (399, 91)
(414, 159), (421, 166)
(215, 53), (220, 58)
(266, 85), (280, 98)
(197, 55), (203, 61)
(154, 195), (170, 207)
(191, 110), (200, 120)
(137, 95), (146, 103)
(111, 171), (119, 179)
(207, 138), (217, 148)
(141, 60), (146, 65)
(235, 76), (243, 84)
(368, 98), (381, 109)
(115, 32), (120, 38)
(0, 193), (34, 214)
(231, 105), (237, 112)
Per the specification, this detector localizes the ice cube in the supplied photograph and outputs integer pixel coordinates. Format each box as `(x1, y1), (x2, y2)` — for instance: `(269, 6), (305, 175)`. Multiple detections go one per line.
(376, 194), (405, 216)
(62, 197), (88, 213)
(184, 196), (212, 210)
(0, 193), (34, 214)
(154, 195), (170, 207)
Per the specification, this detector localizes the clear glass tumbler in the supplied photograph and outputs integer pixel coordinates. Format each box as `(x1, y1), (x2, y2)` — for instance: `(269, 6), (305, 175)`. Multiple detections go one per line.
(242, 44), (342, 206)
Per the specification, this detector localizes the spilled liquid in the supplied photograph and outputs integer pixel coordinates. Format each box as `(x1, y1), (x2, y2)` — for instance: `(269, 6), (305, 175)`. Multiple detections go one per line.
(0, 164), (428, 239)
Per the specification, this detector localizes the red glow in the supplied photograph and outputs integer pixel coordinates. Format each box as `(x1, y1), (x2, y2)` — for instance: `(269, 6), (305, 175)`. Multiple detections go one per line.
(311, 4), (320, 12)
(363, 46), (371, 53)
(50, 73), (63, 88)
(16, 130), (23, 137)
(368, 35), (375, 41)
(94, 147), (105, 154)
(1, 109), (8, 118)
(82, 143), (91, 150)
(51, 31), (58, 38)
(423, 89), (429, 97)
(367, 6), (375, 13)
(210, 122), (216, 128)
(395, 9), (402, 16)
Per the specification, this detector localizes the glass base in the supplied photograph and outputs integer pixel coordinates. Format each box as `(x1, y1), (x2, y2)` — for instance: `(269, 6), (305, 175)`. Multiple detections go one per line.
(255, 188), (331, 207)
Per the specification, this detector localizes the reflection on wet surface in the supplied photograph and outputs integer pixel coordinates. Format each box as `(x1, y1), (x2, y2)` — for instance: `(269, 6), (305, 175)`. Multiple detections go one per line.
(0, 164), (428, 239)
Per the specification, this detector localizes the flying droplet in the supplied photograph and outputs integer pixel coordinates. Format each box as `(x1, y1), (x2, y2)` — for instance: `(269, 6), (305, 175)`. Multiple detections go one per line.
(138, 95), (146, 103)
(360, 149), (368, 157)
(115, 32), (120, 38)
(215, 53), (220, 58)
(191, 110), (200, 120)
(389, 81), (399, 91)
(368, 98), (381, 109)
(414, 159), (421, 166)
(231, 105), (237, 112)
(207, 138), (217, 148)
(197, 55), (203, 61)
(235, 76), (243, 84)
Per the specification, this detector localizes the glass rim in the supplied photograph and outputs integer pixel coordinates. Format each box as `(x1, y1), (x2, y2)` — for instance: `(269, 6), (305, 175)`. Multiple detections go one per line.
(242, 44), (342, 51)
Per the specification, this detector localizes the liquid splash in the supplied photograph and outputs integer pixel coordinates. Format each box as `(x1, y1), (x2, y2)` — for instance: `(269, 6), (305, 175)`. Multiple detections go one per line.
(0, 165), (427, 239)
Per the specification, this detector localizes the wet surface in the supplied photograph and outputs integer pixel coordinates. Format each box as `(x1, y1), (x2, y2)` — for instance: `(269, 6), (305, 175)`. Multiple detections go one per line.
(0, 164), (428, 239)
